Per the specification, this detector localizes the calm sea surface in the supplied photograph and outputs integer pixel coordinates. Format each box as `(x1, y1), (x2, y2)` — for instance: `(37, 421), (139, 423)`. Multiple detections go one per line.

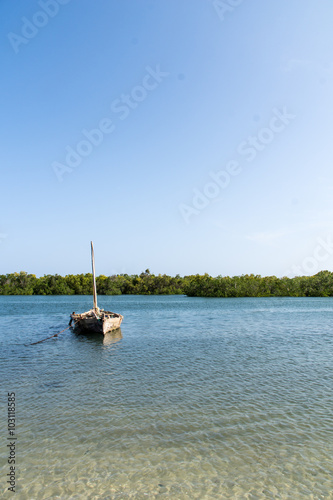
(1, 295), (333, 499)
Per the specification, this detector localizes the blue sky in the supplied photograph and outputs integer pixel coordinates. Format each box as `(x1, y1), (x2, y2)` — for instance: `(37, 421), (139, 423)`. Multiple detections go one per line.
(1, 0), (333, 278)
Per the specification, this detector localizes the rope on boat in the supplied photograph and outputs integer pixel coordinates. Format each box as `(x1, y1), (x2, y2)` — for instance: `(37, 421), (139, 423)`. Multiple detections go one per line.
(26, 319), (79, 346)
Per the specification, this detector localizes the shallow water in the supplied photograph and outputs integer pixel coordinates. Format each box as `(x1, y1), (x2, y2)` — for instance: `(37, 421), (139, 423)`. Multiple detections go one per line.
(1, 295), (333, 499)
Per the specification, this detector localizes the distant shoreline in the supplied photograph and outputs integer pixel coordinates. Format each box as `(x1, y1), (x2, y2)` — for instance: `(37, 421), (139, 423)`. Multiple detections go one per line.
(1, 271), (333, 298)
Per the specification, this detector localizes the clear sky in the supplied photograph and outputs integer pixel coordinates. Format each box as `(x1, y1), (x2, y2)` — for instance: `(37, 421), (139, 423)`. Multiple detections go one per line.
(1, 0), (333, 278)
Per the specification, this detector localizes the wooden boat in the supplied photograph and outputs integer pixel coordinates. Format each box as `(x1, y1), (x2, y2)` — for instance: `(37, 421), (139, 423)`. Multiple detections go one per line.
(69, 242), (123, 335)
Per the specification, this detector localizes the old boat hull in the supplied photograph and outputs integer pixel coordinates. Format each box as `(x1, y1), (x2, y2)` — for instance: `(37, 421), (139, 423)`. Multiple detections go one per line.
(70, 309), (123, 335)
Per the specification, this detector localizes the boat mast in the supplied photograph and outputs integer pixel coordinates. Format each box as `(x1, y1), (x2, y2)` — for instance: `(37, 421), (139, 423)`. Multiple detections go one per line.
(91, 241), (98, 311)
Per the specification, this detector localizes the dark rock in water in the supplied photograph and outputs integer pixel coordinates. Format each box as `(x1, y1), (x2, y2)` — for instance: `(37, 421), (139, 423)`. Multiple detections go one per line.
(43, 381), (64, 388)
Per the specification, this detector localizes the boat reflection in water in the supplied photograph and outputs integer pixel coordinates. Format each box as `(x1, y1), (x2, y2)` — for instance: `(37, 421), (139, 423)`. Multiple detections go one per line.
(103, 329), (123, 346)
(74, 328), (123, 346)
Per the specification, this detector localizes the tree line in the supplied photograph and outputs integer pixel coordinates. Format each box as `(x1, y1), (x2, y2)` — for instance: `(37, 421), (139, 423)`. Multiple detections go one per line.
(0, 270), (183, 296)
(1, 270), (333, 297)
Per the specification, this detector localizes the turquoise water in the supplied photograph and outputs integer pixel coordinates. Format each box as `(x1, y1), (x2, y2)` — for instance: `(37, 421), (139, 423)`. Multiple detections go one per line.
(1, 295), (333, 499)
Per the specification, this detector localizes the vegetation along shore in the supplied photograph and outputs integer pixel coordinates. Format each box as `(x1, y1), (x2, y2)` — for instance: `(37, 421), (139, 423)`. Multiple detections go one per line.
(1, 270), (333, 297)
